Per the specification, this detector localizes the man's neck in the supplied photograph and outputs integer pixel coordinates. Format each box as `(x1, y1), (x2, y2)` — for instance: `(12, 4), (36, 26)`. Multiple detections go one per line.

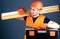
(32, 14), (39, 18)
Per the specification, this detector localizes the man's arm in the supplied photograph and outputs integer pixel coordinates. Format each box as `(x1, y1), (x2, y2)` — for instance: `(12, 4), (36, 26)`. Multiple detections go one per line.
(16, 16), (27, 21)
(48, 21), (60, 29)
(16, 17), (24, 20)
(44, 17), (60, 29)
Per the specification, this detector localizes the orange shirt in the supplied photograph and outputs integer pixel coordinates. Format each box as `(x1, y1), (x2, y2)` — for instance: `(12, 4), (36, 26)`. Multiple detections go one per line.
(26, 15), (47, 29)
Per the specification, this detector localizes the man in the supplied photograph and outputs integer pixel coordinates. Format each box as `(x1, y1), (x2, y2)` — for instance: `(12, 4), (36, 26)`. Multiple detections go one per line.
(18, 1), (59, 39)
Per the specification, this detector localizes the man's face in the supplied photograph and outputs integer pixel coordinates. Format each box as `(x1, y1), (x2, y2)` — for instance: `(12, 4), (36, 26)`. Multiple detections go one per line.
(30, 7), (41, 16)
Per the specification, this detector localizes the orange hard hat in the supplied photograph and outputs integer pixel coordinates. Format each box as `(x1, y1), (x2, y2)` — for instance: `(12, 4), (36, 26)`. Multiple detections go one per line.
(31, 1), (43, 10)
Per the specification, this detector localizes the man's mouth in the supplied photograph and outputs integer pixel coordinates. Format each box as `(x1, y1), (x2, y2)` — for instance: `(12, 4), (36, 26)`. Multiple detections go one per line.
(31, 12), (35, 15)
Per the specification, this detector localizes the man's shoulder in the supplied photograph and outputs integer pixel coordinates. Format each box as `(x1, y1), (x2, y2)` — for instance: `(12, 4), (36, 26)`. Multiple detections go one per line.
(24, 16), (27, 21)
(39, 14), (46, 18)
(39, 14), (50, 23)
(44, 17), (50, 23)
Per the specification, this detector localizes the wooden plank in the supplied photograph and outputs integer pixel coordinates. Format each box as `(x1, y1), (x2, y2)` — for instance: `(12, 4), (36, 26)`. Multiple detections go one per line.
(1, 5), (59, 20)
(40, 5), (59, 14)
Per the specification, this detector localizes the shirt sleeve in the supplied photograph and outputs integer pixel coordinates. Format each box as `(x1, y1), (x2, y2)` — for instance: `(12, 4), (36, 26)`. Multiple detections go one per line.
(24, 16), (27, 21)
(44, 17), (50, 23)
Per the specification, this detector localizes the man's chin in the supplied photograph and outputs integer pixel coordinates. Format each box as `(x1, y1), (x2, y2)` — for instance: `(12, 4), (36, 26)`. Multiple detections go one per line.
(31, 14), (36, 17)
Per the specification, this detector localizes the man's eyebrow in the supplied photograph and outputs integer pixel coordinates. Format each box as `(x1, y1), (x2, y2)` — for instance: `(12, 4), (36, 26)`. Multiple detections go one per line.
(31, 8), (35, 11)
(37, 9), (42, 10)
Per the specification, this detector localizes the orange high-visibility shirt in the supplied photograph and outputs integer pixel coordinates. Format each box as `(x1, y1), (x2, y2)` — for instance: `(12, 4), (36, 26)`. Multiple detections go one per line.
(26, 15), (47, 29)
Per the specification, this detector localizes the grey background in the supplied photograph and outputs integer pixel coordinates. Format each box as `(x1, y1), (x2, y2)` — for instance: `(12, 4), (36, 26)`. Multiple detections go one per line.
(0, 0), (60, 39)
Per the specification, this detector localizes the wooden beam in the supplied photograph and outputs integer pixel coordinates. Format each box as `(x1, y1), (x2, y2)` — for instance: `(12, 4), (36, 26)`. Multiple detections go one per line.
(40, 5), (59, 14)
(1, 5), (59, 20)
